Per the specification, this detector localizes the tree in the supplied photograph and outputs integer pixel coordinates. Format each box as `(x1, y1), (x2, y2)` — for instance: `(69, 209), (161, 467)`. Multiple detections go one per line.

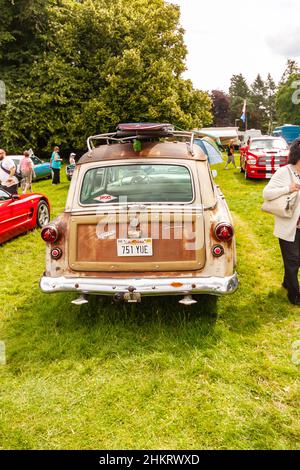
(250, 74), (268, 132)
(0, 0), (212, 153)
(265, 73), (277, 133)
(211, 90), (231, 127)
(276, 73), (300, 126)
(279, 59), (300, 85)
(229, 74), (252, 128)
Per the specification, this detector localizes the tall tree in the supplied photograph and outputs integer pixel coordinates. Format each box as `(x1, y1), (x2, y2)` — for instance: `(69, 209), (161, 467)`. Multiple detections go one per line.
(279, 59), (300, 85)
(211, 90), (231, 127)
(276, 73), (300, 126)
(265, 73), (277, 133)
(250, 74), (267, 131)
(0, 0), (212, 153)
(229, 74), (251, 129)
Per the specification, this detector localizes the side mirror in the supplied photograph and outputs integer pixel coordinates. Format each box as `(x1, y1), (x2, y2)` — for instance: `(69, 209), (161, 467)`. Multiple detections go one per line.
(12, 194), (20, 200)
(212, 170), (218, 178)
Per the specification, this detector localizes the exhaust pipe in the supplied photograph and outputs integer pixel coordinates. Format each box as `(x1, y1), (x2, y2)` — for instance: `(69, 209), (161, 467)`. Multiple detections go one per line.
(113, 292), (125, 303)
(179, 295), (197, 306)
(71, 294), (89, 306)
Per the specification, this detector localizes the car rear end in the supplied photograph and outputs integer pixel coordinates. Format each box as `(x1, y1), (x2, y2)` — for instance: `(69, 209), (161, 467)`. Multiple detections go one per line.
(40, 139), (237, 304)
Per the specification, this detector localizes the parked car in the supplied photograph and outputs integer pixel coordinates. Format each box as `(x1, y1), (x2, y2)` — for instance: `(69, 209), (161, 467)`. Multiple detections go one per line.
(0, 189), (50, 244)
(40, 123), (238, 307)
(66, 163), (75, 181)
(240, 136), (289, 179)
(10, 154), (51, 181)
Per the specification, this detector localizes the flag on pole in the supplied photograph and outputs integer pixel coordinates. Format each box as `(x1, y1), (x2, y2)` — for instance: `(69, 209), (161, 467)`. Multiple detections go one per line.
(240, 99), (247, 123)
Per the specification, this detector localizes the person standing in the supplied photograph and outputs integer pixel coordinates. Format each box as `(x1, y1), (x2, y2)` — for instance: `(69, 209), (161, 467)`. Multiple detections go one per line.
(51, 146), (62, 185)
(0, 148), (19, 195)
(20, 150), (35, 194)
(69, 152), (76, 165)
(263, 138), (300, 306)
(224, 141), (237, 169)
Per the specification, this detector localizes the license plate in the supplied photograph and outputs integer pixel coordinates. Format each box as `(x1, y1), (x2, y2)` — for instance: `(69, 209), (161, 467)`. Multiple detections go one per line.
(117, 238), (153, 257)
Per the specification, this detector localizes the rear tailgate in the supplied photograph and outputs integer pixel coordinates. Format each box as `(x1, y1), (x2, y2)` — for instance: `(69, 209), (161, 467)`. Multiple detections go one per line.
(69, 209), (205, 272)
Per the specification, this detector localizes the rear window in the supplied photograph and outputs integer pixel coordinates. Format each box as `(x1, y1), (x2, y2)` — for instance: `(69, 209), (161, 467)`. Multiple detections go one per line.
(80, 164), (194, 204)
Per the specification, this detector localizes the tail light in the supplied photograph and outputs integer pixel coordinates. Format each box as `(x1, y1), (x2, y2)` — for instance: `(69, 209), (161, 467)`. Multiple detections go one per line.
(212, 245), (224, 257)
(214, 223), (234, 242)
(51, 247), (62, 259)
(41, 225), (59, 243)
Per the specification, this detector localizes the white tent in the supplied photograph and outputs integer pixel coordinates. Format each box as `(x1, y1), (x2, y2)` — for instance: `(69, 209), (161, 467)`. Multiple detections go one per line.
(194, 127), (240, 146)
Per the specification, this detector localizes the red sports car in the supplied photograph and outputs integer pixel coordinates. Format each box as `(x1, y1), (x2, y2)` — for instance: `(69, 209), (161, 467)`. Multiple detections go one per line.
(0, 188), (50, 244)
(240, 136), (289, 179)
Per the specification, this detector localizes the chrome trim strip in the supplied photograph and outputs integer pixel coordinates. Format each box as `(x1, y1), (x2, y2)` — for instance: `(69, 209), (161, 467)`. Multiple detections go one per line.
(40, 273), (238, 297)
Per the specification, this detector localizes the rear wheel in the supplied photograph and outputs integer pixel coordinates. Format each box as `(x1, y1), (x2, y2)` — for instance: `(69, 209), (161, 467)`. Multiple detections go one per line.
(36, 200), (50, 228)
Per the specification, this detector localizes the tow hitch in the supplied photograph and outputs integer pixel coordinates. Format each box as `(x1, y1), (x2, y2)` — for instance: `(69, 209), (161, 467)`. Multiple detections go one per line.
(123, 286), (141, 303)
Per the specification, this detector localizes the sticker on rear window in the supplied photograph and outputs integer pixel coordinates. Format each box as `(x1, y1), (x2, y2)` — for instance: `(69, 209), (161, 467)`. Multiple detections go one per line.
(94, 194), (117, 203)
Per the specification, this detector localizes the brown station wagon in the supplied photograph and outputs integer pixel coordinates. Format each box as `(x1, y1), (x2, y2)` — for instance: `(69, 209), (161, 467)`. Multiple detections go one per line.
(40, 123), (238, 306)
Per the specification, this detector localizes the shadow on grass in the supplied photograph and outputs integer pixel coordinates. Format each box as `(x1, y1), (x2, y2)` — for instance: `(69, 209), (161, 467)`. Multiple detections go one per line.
(5, 291), (219, 369)
(218, 287), (294, 334)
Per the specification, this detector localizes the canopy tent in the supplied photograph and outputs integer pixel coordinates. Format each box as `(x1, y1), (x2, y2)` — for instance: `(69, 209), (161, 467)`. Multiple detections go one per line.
(194, 127), (239, 146)
(194, 138), (223, 164)
(201, 136), (221, 153)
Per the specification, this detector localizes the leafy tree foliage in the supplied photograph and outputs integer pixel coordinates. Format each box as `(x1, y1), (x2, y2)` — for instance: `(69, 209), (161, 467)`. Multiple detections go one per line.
(229, 72), (277, 132)
(279, 59), (300, 85)
(265, 73), (277, 133)
(0, 0), (212, 154)
(211, 90), (231, 127)
(229, 74), (253, 128)
(250, 74), (267, 131)
(276, 72), (300, 126)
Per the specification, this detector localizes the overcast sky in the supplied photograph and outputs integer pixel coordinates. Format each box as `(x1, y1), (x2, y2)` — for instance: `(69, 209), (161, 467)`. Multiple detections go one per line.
(168, 0), (300, 92)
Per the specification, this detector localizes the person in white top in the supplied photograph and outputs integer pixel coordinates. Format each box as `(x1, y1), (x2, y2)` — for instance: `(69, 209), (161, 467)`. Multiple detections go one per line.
(69, 152), (76, 165)
(263, 138), (300, 306)
(0, 149), (19, 195)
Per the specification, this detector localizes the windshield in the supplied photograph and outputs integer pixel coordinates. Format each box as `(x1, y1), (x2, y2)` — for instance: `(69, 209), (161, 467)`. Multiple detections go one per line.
(80, 164), (194, 204)
(250, 139), (288, 150)
(0, 189), (10, 200)
(30, 156), (41, 165)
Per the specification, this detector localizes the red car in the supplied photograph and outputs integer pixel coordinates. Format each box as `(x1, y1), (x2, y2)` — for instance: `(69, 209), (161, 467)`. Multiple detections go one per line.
(0, 188), (50, 244)
(240, 136), (289, 179)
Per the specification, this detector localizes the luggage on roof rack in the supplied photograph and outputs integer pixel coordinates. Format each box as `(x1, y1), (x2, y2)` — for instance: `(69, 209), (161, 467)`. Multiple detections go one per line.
(116, 122), (175, 136)
(86, 122), (195, 154)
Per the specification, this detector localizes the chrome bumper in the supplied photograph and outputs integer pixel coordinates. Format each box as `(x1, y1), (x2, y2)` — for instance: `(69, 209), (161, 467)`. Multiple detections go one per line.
(40, 273), (238, 296)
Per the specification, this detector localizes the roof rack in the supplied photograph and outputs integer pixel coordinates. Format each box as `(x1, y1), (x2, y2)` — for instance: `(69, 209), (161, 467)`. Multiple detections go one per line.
(86, 123), (195, 156)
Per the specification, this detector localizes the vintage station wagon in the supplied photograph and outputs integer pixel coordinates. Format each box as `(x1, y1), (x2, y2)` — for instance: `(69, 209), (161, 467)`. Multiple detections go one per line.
(40, 123), (238, 306)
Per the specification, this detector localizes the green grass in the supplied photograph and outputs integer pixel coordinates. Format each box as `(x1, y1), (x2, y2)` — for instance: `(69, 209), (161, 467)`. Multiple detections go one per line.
(0, 158), (299, 450)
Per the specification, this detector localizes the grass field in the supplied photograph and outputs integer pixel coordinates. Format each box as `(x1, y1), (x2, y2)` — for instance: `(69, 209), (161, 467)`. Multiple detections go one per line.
(0, 158), (299, 450)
